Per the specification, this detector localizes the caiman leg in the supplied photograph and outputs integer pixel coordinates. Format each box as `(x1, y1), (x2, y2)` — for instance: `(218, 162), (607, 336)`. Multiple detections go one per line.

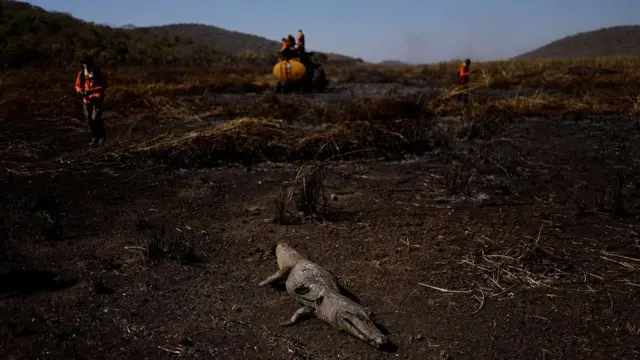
(258, 267), (292, 286)
(280, 306), (314, 327)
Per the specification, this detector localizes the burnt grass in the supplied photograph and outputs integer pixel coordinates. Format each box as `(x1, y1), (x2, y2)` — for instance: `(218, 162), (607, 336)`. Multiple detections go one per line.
(1, 71), (640, 360)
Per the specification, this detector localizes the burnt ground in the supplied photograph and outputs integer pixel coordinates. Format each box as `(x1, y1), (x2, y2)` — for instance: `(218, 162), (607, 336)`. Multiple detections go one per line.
(1, 84), (640, 360)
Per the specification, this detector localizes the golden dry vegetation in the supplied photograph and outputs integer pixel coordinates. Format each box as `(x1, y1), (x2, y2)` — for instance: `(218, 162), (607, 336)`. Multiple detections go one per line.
(3, 56), (640, 168)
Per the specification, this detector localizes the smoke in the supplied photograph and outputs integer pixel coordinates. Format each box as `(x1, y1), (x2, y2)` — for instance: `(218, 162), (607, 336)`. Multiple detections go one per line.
(397, 13), (515, 63)
(375, 16), (529, 63)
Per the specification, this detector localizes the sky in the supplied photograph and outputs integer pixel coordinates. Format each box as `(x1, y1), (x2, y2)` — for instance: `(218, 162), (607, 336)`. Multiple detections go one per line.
(25, 0), (640, 63)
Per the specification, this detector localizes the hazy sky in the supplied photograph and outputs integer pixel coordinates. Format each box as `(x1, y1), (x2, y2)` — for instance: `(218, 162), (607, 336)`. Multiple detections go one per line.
(26, 0), (640, 63)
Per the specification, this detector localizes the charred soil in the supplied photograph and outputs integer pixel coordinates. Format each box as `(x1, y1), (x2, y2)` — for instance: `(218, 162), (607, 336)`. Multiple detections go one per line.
(1, 66), (640, 359)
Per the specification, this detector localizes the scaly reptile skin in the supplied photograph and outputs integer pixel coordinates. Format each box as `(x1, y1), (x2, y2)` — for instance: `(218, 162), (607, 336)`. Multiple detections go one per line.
(259, 243), (389, 348)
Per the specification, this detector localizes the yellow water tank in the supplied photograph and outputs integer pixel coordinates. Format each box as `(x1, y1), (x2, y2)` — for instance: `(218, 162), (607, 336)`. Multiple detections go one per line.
(272, 59), (307, 84)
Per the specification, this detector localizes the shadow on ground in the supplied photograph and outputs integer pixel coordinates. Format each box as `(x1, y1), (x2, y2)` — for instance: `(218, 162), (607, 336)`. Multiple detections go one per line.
(0, 269), (76, 298)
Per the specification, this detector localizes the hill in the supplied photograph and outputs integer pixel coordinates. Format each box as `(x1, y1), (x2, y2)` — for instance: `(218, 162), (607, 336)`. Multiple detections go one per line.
(514, 25), (640, 60)
(0, 0), (227, 67)
(140, 23), (359, 63)
(378, 60), (411, 66)
(0, 0), (358, 68)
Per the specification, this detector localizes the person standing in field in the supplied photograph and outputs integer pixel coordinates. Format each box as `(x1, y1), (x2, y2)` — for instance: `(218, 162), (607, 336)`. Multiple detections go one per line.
(75, 55), (108, 146)
(457, 58), (473, 104)
(457, 58), (474, 125)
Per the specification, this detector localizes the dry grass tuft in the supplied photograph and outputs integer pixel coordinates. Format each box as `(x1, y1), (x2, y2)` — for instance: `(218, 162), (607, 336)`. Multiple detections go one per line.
(420, 224), (572, 314)
(274, 162), (329, 224)
(124, 114), (445, 167)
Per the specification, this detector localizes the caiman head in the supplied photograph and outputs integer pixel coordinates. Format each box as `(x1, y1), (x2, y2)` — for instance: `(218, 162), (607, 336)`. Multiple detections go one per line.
(335, 304), (389, 348)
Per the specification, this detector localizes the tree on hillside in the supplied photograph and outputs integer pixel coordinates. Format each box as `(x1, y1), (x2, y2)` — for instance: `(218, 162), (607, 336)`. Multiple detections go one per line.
(0, 0), (359, 68)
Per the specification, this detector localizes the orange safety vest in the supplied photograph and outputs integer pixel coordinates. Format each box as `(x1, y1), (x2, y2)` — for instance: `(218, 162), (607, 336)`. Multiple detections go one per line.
(458, 63), (471, 84)
(75, 69), (108, 103)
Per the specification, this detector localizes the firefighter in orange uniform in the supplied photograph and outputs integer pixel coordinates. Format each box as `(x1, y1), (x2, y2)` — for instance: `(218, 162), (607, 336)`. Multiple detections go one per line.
(75, 55), (108, 146)
(458, 58), (473, 104)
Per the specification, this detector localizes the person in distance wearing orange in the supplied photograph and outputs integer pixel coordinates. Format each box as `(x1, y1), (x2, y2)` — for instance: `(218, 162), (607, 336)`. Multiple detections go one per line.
(75, 55), (109, 146)
(457, 58), (473, 104)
